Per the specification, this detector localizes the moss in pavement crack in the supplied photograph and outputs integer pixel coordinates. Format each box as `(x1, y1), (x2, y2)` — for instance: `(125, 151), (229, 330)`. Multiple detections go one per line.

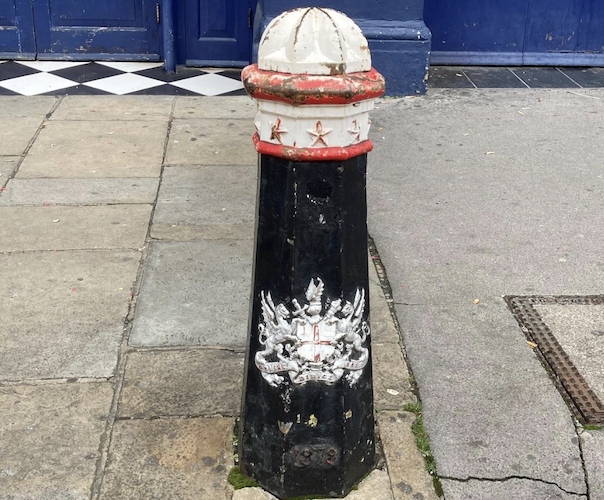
(403, 402), (444, 497)
(228, 467), (260, 490)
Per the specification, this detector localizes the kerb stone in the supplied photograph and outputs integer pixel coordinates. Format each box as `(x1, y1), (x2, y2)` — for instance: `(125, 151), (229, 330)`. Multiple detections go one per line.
(377, 411), (440, 500)
(581, 430), (604, 500)
(373, 343), (414, 410)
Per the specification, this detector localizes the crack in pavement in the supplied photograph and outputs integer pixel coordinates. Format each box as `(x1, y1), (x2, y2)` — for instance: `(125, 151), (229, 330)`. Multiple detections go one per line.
(574, 425), (592, 500)
(440, 474), (588, 497)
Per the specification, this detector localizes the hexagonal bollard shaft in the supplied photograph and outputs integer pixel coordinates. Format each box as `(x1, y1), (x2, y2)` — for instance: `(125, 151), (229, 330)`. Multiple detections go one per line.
(239, 8), (385, 499)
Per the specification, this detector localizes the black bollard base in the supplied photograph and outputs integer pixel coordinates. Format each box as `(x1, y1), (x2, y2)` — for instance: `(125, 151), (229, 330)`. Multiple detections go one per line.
(240, 153), (375, 499)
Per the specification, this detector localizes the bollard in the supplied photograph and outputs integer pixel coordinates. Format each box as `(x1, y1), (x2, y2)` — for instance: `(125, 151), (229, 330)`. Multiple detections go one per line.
(239, 8), (385, 498)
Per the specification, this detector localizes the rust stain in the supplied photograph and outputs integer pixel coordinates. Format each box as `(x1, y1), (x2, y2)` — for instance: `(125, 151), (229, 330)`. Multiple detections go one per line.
(320, 62), (346, 75)
(242, 64), (385, 106)
(293, 8), (312, 48)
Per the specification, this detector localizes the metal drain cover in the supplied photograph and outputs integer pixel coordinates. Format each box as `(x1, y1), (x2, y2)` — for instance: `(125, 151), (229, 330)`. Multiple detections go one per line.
(505, 296), (604, 425)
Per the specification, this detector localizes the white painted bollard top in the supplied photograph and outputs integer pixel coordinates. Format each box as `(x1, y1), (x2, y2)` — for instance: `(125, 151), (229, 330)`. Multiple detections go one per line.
(258, 7), (372, 75)
(242, 7), (385, 162)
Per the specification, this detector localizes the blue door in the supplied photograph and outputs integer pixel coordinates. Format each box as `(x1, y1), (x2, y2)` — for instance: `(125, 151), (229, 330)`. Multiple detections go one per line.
(1, 0), (160, 60)
(523, 1), (604, 65)
(184, 0), (253, 66)
(425, 0), (604, 66)
(0, 0), (36, 58)
(32, 0), (160, 60)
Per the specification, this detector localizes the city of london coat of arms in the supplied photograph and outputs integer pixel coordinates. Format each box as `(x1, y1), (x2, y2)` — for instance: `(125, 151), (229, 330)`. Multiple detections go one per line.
(255, 278), (370, 387)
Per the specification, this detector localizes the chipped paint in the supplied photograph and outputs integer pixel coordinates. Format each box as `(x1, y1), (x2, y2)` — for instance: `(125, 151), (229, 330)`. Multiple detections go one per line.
(252, 133), (373, 162)
(242, 65), (385, 106)
(307, 414), (318, 427)
(278, 421), (293, 435)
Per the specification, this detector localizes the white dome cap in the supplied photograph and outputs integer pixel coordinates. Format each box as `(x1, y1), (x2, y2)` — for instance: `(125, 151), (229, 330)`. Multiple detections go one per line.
(258, 7), (371, 76)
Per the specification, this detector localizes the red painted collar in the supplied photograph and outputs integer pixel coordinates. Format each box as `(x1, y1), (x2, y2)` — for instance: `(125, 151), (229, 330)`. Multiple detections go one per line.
(242, 65), (385, 106)
(252, 133), (373, 161)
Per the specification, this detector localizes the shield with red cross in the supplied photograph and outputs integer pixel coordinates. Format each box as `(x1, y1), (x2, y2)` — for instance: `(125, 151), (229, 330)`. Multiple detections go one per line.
(296, 320), (336, 363)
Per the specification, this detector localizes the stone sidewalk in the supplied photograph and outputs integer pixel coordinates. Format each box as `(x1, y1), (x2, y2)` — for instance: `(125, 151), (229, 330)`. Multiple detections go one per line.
(0, 96), (438, 500)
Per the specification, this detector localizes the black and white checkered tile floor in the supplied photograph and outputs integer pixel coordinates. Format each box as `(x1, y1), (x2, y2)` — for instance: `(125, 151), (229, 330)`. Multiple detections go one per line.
(0, 61), (247, 96)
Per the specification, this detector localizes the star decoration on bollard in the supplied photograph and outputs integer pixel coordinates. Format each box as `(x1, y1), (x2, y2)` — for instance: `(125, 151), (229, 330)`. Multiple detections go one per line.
(348, 119), (361, 143)
(270, 117), (288, 144)
(307, 121), (332, 147)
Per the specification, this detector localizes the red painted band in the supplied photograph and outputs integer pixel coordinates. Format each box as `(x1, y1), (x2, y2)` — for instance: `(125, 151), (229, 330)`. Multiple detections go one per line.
(242, 65), (385, 105)
(253, 133), (373, 161)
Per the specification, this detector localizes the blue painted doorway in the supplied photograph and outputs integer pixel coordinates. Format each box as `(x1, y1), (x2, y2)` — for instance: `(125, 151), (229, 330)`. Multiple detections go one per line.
(0, 0), (36, 58)
(183, 0), (253, 67)
(0, 0), (160, 60)
(425, 0), (604, 66)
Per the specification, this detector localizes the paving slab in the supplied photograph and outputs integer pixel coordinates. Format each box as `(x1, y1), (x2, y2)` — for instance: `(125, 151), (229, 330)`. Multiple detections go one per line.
(119, 349), (245, 418)
(0, 96), (56, 117)
(580, 430), (604, 500)
(151, 165), (256, 240)
(367, 89), (602, 495)
(345, 469), (394, 500)
(166, 119), (256, 166)
(0, 205), (151, 251)
(130, 240), (253, 347)
(52, 95), (174, 121)
(440, 478), (585, 499)
(0, 116), (42, 156)
(17, 120), (166, 178)
(0, 382), (113, 500)
(0, 177), (159, 206)
(99, 417), (234, 500)
(373, 343), (414, 410)
(0, 156), (19, 183)
(173, 96), (256, 119)
(369, 274), (400, 344)
(377, 411), (440, 500)
(0, 250), (140, 379)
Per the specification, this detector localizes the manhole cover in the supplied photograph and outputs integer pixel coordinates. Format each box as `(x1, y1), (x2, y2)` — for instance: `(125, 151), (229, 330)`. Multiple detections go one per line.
(505, 296), (604, 425)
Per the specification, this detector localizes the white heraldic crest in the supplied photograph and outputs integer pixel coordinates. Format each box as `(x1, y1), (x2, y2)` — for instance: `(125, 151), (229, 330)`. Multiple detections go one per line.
(255, 278), (370, 387)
